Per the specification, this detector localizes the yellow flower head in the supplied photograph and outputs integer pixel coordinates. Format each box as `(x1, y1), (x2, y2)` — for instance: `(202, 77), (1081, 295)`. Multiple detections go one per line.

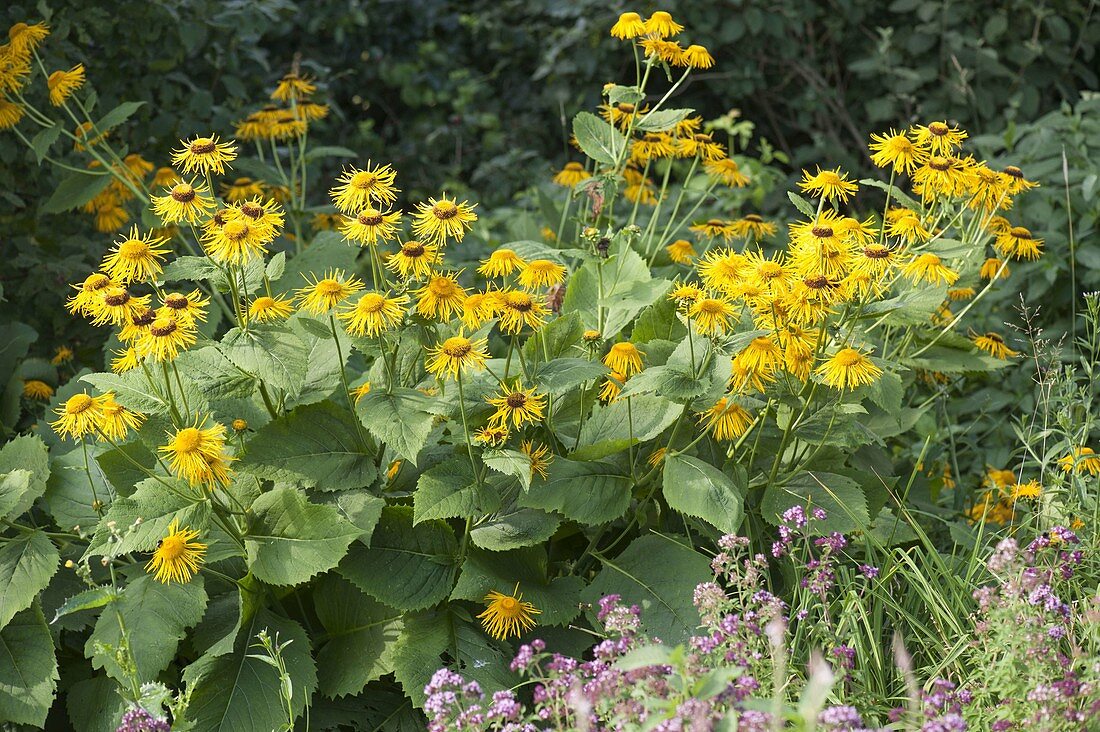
(152, 180), (215, 224)
(910, 121), (967, 155)
(681, 45), (715, 69)
(474, 425), (510, 447)
(599, 370), (626, 403)
(980, 258), (1009, 280)
(971, 332), (1018, 360)
(296, 270), (365, 314)
(159, 289), (210, 326)
(90, 287), (150, 327)
(1011, 480), (1042, 502)
(136, 315), (198, 362)
(498, 289), (548, 334)
(202, 217), (267, 264)
(221, 177), (265, 202)
(901, 253), (958, 286)
(1001, 165), (1039, 195)
(703, 157), (750, 187)
(8, 22), (49, 57)
(610, 11), (647, 39)
(67, 272), (115, 316)
(697, 397), (752, 441)
(145, 518), (206, 584)
(97, 394), (144, 442)
(816, 347), (882, 390)
(552, 162), (591, 187)
(479, 248), (527, 279)
(1059, 447), (1100, 477)
(52, 392), (108, 439)
(666, 239), (696, 264)
(799, 166), (859, 203)
(248, 294), (295, 323)
(731, 214), (776, 241)
(338, 291), (407, 337)
(330, 163), (399, 212)
(460, 291), (502, 330)
(886, 210), (931, 243)
(688, 295), (736, 335)
(644, 11), (684, 37)
(22, 379), (53, 400)
(426, 335), (489, 380)
(477, 585), (540, 640)
(415, 273), (468, 321)
(518, 259), (566, 290)
(47, 64), (85, 106)
(340, 206), (403, 246)
(868, 129), (927, 174)
(487, 382), (546, 429)
(995, 226), (1043, 261)
(690, 219), (737, 242)
(159, 418), (233, 488)
(352, 382), (373, 404)
(101, 226), (170, 284)
(171, 135), (237, 176)
(640, 38), (684, 65)
(386, 240), (439, 281)
(412, 195), (478, 246)
(603, 341), (644, 376)
(520, 440), (553, 480)
(111, 347), (141, 374)
(230, 198), (285, 241)
(271, 71), (316, 102)
(0, 99), (25, 130)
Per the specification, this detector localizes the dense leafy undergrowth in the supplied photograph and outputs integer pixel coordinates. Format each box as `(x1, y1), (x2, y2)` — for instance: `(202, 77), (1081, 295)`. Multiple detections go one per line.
(0, 10), (1098, 732)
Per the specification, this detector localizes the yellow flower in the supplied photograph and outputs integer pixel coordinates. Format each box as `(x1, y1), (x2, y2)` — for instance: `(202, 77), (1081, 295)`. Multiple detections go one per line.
(1059, 447), (1100, 477)
(732, 335), (783, 378)
(221, 177), (265, 202)
(799, 166), (859, 203)
(8, 22), (49, 57)
(477, 585), (540, 640)
(677, 131), (725, 160)
(1011, 480), (1042, 502)
(583, 329), (602, 343)
(152, 180), (215, 224)
(666, 239), (696, 264)
(136, 315), (198, 362)
(688, 296), (736, 335)
(152, 167), (179, 188)
(89, 287), (150, 327)
(697, 397), (752, 441)
(886, 210), (931, 243)
(552, 162), (591, 187)
(51, 392), (108, 439)
(248, 294), (295, 322)
(520, 440), (553, 479)
(296, 270), (365, 314)
(0, 99), (24, 130)
(47, 64), (84, 106)
(171, 135), (237, 176)
(603, 341), (644, 376)
(22, 379), (53, 400)
(415, 273), (468, 321)
(632, 132), (676, 163)
(698, 249), (747, 293)
(868, 129), (927, 174)
(1001, 165), (1039, 195)
(330, 163), (400, 212)
(426, 335), (489, 380)
(681, 45), (715, 69)
(386, 240), (439, 281)
(910, 121), (967, 155)
(610, 11), (647, 39)
(101, 226), (170, 284)
(50, 345), (74, 365)
(901, 253), (959, 286)
(971, 332), (1018, 359)
(232, 419), (249, 432)
(995, 226), (1043, 261)
(498, 289), (548, 334)
(160, 289), (210, 326)
(980, 258), (1009, 280)
(644, 10), (684, 37)
(912, 155), (971, 201)
(599, 371), (626, 403)
(474, 425), (510, 447)
(145, 518), (206, 585)
(230, 198), (285, 240)
(271, 71), (316, 102)
(460, 291), (502, 330)
(338, 291), (407, 337)
(203, 217), (268, 264)
(97, 394), (144, 442)
(352, 382), (373, 404)
(731, 214), (776, 240)
(487, 383), (546, 429)
(647, 447), (668, 467)
(339, 206), (403, 246)
(479, 248), (527, 278)
(110, 347), (141, 374)
(159, 419), (233, 488)
(640, 38), (684, 65)
(518, 259), (566, 289)
(690, 219), (737, 241)
(816, 347), (882, 390)
(312, 212), (343, 231)
(412, 195), (478, 246)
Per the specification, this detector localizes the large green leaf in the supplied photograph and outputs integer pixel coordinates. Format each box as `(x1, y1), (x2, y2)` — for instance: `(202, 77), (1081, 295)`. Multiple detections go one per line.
(42, 446), (110, 533)
(567, 393), (680, 459)
(531, 358), (608, 395)
(451, 546), (583, 626)
(182, 608), (317, 732)
(523, 311), (584, 363)
(0, 531), (59, 629)
(275, 230), (360, 288)
(339, 506), (457, 610)
(245, 487), (361, 586)
(470, 505), (560, 552)
(662, 454), (746, 534)
(87, 574), (207, 683)
(520, 458), (631, 525)
(41, 170), (113, 214)
(219, 325), (310, 397)
(175, 347), (256, 402)
(633, 107), (693, 132)
(390, 610), (449, 706)
(66, 675), (126, 732)
(0, 434), (50, 519)
(761, 470), (869, 534)
(583, 534), (711, 643)
(0, 604), (58, 726)
(413, 457), (499, 524)
(86, 476), (211, 557)
(314, 575), (402, 698)
(288, 315), (348, 407)
(356, 388), (436, 464)
(242, 401), (377, 492)
(82, 370), (172, 414)
(572, 111), (627, 165)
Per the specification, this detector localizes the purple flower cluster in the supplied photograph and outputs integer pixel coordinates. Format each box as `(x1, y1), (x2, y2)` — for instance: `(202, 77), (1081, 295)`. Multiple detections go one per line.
(424, 669), (534, 732)
(115, 708), (169, 732)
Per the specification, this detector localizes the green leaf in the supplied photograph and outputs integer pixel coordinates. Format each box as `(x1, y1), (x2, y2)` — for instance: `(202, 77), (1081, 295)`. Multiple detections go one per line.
(520, 458), (631, 525)
(66, 675), (126, 732)
(242, 401), (377, 492)
(30, 124), (62, 163)
(531, 358), (608, 395)
(787, 191), (816, 217)
(314, 575), (402, 698)
(41, 170), (113, 214)
(82, 370), (170, 414)
(632, 295), (687, 343)
(0, 604), (58, 727)
(183, 609), (317, 732)
(0, 471), (32, 522)
(761, 471), (869, 534)
(287, 315), (348, 407)
(634, 108), (693, 132)
(0, 434), (50, 519)
(275, 230), (359, 288)
(339, 506), (457, 611)
(88, 574), (207, 683)
(573, 393), (680, 457)
(86, 477), (211, 557)
(390, 610), (449, 706)
(413, 457), (496, 523)
(662, 454), (745, 534)
(523, 311), (584, 362)
(470, 505), (560, 552)
(327, 490), (386, 545)
(451, 546), (583, 626)
(245, 487), (361, 586)
(265, 251), (287, 281)
(95, 440), (158, 496)
(482, 449), (533, 491)
(51, 586), (116, 624)
(0, 531), (59, 629)
(859, 177), (921, 210)
(219, 325), (310, 397)
(583, 534), (712, 643)
(572, 111), (627, 165)
(618, 364), (707, 402)
(42, 446), (110, 533)
(175, 347), (256, 401)
(94, 101), (145, 133)
(356, 388), (436, 464)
